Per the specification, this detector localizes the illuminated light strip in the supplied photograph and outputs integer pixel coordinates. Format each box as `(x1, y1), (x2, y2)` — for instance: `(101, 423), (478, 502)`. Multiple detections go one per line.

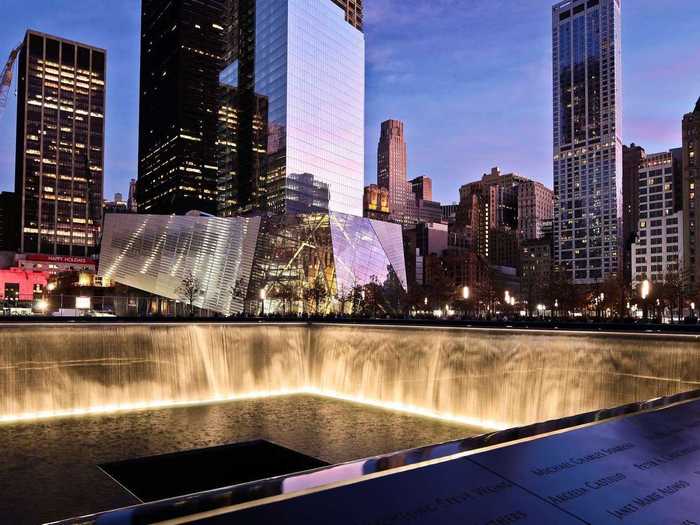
(0, 387), (506, 431)
(0, 389), (301, 425)
(305, 388), (511, 431)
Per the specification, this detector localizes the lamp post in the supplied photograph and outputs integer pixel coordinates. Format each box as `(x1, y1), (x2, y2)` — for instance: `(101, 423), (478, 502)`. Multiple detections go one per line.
(641, 279), (650, 321)
(462, 286), (470, 318)
(691, 302), (696, 320)
(259, 288), (266, 316)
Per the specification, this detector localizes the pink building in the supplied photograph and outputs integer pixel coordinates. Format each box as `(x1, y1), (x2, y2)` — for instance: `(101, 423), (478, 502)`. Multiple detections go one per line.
(0, 268), (49, 301)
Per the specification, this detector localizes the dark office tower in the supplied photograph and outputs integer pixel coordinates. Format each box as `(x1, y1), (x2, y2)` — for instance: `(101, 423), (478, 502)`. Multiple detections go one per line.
(683, 98), (700, 284)
(137, 0), (225, 215)
(223, 0), (365, 216)
(330, 0), (363, 31)
(552, 0), (622, 284)
(15, 30), (105, 256)
(622, 143), (646, 282)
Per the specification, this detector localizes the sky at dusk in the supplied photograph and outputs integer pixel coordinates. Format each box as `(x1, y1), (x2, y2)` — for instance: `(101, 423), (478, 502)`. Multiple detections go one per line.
(0, 0), (698, 204)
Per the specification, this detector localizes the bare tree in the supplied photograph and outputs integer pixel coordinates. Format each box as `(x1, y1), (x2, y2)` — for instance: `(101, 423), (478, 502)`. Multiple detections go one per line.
(664, 264), (695, 321)
(271, 282), (296, 315)
(178, 272), (202, 317)
(229, 277), (247, 316)
(543, 269), (580, 318)
(304, 272), (328, 315)
(336, 285), (352, 316)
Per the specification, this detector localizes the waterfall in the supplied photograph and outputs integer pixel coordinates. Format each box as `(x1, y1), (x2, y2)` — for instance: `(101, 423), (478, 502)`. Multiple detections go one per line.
(1, 323), (699, 429)
(0, 324), (308, 422)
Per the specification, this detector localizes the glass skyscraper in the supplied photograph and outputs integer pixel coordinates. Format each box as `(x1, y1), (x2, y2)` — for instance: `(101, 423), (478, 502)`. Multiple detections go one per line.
(223, 0), (365, 217)
(552, 0), (622, 284)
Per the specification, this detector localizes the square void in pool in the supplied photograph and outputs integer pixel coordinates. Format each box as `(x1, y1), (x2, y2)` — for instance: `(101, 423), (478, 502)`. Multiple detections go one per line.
(101, 439), (329, 502)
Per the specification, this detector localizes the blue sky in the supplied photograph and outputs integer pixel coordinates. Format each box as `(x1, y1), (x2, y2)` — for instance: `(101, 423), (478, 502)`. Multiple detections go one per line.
(0, 0), (698, 204)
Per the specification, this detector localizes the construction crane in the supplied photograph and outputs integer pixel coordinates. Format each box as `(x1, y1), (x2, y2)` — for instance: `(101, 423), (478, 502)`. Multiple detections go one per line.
(0, 43), (22, 120)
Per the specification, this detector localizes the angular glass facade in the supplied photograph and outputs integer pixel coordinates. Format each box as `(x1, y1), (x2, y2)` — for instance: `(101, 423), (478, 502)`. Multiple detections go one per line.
(99, 213), (261, 315)
(552, 0), (622, 284)
(99, 212), (406, 316)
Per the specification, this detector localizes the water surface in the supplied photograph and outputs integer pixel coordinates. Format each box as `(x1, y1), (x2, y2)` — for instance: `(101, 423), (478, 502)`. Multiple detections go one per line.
(0, 394), (478, 525)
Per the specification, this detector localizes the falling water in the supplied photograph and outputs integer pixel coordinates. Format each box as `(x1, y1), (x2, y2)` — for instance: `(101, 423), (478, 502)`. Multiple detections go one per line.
(1, 323), (699, 428)
(307, 325), (700, 427)
(0, 323), (308, 421)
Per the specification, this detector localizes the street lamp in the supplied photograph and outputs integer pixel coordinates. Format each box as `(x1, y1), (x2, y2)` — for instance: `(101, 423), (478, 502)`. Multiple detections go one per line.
(462, 286), (470, 300)
(641, 279), (650, 321)
(259, 288), (266, 316)
(36, 299), (48, 315)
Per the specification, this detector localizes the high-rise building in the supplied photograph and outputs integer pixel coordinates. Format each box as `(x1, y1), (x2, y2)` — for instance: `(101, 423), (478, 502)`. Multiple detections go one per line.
(682, 98), (700, 284)
(457, 168), (552, 256)
(127, 179), (138, 212)
(410, 175), (441, 223)
(622, 143), (646, 282)
(552, 0), (622, 284)
(462, 167), (527, 230)
(410, 176), (433, 201)
(631, 152), (683, 286)
(441, 203), (459, 225)
(455, 188), (491, 259)
(416, 199), (443, 224)
(224, 0), (365, 217)
(517, 180), (554, 241)
(402, 221), (448, 287)
(15, 30), (105, 256)
(137, 0), (225, 215)
(520, 235), (553, 289)
(378, 119), (415, 225)
(103, 193), (129, 215)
